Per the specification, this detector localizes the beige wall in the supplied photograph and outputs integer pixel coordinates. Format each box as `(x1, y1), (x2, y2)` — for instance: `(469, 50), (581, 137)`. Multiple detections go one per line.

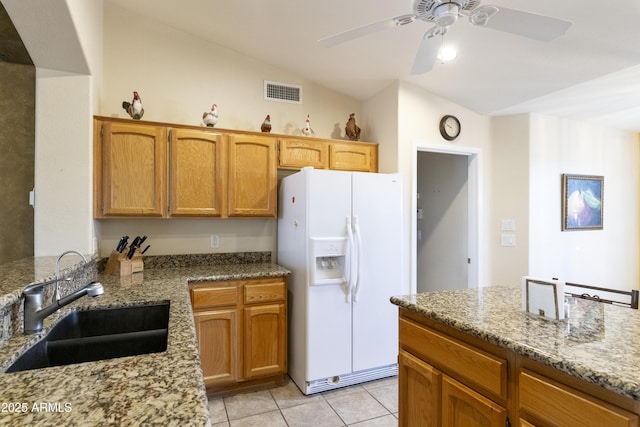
(0, 62), (35, 263)
(489, 115), (530, 285)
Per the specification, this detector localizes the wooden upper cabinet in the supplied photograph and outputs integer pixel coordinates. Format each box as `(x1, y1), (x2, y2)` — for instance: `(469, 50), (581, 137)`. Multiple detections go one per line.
(98, 121), (166, 217)
(94, 116), (375, 218)
(227, 134), (277, 217)
(169, 128), (225, 217)
(278, 138), (378, 172)
(278, 138), (328, 170)
(330, 142), (377, 172)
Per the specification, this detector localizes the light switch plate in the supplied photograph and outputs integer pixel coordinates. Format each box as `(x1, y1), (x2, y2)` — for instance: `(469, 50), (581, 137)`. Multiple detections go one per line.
(501, 233), (516, 247)
(501, 219), (516, 231)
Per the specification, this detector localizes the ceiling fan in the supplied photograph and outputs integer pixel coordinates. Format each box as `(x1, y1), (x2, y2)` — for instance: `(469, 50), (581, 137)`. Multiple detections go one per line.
(318, 0), (572, 74)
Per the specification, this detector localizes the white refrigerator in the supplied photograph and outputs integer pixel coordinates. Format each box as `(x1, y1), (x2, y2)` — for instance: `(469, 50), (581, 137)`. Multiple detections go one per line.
(277, 167), (403, 394)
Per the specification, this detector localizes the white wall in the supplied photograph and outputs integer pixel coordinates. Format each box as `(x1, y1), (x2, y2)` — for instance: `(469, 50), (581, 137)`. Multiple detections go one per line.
(34, 71), (95, 255)
(529, 114), (640, 290)
(96, 3), (365, 257)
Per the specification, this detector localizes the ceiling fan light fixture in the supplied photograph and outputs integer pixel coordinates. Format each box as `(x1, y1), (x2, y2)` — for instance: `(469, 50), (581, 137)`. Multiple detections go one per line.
(434, 2), (460, 27)
(437, 45), (458, 62)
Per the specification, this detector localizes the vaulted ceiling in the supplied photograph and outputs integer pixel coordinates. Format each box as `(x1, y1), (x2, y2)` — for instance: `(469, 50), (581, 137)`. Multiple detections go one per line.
(106, 0), (640, 131)
(5, 1), (640, 131)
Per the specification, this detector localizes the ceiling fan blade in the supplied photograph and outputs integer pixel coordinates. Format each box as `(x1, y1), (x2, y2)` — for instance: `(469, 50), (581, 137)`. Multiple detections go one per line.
(318, 14), (415, 48)
(470, 6), (572, 42)
(411, 27), (444, 75)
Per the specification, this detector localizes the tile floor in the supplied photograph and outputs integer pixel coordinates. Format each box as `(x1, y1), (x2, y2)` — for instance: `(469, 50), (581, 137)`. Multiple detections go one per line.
(208, 376), (398, 426)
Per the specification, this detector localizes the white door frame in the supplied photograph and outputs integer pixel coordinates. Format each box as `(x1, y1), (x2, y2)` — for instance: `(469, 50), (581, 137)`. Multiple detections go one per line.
(411, 140), (482, 293)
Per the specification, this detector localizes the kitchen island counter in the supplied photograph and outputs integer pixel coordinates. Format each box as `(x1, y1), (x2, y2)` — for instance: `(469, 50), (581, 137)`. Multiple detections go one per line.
(391, 285), (640, 401)
(392, 286), (640, 426)
(0, 262), (289, 426)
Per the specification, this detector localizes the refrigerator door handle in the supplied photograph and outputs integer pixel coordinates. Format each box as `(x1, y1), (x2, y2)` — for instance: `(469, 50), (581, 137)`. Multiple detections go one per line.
(352, 216), (363, 301)
(345, 216), (355, 303)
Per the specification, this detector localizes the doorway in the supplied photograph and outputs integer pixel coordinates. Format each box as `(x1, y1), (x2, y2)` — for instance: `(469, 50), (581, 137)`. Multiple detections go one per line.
(411, 142), (480, 293)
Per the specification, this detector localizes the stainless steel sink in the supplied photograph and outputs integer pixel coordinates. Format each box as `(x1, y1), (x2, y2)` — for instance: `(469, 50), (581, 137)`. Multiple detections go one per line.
(6, 301), (170, 372)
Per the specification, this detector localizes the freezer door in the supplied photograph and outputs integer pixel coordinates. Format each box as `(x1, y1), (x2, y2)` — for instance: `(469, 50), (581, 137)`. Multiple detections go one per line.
(351, 173), (403, 372)
(306, 170), (353, 381)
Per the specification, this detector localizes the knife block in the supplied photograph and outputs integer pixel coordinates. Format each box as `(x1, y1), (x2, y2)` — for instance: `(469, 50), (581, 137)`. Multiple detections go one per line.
(104, 250), (144, 276)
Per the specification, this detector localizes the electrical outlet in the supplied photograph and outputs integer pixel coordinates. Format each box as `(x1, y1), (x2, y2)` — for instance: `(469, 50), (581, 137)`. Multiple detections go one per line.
(210, 235), (219, 249)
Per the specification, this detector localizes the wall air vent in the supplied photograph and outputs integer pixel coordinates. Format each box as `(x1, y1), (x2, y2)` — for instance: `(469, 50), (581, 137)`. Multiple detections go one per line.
(264, 80), (302, 104)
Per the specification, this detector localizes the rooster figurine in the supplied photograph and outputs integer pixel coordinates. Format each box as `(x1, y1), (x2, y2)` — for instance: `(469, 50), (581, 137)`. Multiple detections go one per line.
(345, 113), (361, 141)
(301, 114), (314, 136)
(122, 91), (144, 120)
(261, 115), (272, 133)
(202, 104), (219, 127)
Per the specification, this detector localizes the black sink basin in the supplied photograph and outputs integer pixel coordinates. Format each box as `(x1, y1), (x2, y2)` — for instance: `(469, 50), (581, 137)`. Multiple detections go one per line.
(6, 301), (170, 372)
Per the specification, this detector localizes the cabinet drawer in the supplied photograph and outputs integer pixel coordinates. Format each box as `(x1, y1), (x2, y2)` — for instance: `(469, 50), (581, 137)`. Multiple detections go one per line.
(244, 280), (286, 304)
(191, 285), (238, 310)
(399, 318), (507, 400)
(519, 370), (638, 427)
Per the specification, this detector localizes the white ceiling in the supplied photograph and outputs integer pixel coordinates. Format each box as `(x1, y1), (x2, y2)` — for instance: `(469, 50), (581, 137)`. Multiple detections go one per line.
(108, 0), (640, 131)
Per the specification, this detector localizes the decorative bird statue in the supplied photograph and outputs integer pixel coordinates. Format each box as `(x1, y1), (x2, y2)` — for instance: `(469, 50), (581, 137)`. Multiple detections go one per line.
(122, 91), (144, 120)
(301, 114), (314, 136)
(202, 104), (219, 127)
(261, 115), (272, 133)
(345, 113), (361, 141)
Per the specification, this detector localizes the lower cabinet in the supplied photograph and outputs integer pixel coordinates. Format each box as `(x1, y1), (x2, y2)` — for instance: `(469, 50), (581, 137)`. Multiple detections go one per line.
(518, 369), (638, 427)
(398, 350), (441, 427)
(441, 375), (507, 427)
(190, 277), (287, 392)
(193, 308), (238, 385)
(399, 309), (640, 427)
(398, 349), (507, 427)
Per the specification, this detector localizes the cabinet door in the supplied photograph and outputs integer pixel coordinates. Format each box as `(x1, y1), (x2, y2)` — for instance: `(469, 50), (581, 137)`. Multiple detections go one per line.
(519, 370), (638, 427)
(100, 122), (166, 216)
(278, 138), (328, 169)
(329, 142), (377, 172)
(399, 350), (441, 427)
(442, 375), (507, 427)
(243, 303), (286, 379)
(227, 134), (277, 217)
(193, 309), (238, 387)
(169, 128), (225, 217)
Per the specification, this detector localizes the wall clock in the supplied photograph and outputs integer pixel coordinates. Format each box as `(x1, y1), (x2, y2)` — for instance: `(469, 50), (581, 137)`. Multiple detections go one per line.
(439, 115), (461, 141)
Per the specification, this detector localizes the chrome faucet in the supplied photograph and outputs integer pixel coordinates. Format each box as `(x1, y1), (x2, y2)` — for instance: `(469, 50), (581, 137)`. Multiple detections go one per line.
(23, 279), (104, 334)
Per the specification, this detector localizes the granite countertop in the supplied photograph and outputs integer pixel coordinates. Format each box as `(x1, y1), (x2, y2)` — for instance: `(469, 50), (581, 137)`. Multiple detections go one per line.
(391, 285), (640, 401)
(0, 260), (289, 426)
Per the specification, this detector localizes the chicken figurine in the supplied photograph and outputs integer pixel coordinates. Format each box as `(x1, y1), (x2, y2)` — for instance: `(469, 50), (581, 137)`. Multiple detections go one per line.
(261, 115), (272, 133)
(345, 113), (361, 141)
(301, 114), (314, 136)
(202, 104), (219, 127)
(122, 91), (144, 120)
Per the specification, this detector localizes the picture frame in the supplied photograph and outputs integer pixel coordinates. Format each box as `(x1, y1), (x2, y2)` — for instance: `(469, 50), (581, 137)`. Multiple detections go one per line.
(561, 174), (604, 231)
